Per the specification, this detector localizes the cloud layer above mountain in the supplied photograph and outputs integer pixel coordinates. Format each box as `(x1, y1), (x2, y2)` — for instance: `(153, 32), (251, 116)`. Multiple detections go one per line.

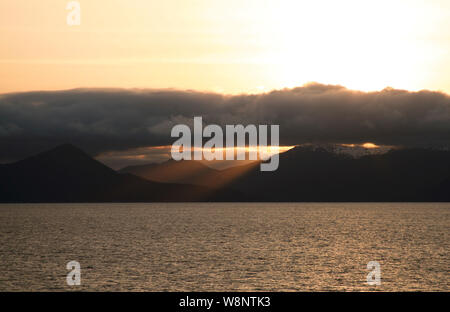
(1, 83), (450, 162)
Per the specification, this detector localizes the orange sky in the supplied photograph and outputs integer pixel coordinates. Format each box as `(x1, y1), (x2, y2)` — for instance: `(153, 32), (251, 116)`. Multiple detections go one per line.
(1, 0), (450, 94)
(96, 145), (296, 169)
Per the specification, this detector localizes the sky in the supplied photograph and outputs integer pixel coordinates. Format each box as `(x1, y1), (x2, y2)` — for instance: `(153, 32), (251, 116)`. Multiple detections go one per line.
(1, 1), (450, 167)
(1, 0), (450, 94)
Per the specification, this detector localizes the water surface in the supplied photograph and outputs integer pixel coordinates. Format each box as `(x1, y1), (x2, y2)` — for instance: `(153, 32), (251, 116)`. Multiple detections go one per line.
(0, 203), (448, 291)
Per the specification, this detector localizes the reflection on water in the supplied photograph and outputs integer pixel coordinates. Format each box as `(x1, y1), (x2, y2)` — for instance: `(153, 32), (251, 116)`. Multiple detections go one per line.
(0, 203), (448, 291)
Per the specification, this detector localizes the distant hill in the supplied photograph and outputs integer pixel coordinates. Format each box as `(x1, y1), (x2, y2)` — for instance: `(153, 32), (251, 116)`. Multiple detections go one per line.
(434, 177), (450, 201)
(1, 144), (449, 202)
(225, 146), (450, 201)
(119, 159), (259, 189)
(120, 160), (219, 186)
(123, 146), (450, 202)
(0, 144), (243, 202)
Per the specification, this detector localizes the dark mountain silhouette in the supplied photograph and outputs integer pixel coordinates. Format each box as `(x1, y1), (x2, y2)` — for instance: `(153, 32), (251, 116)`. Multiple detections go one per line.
(433, 177), (450, 201)
(123, 146), (450, 202)
(1, 144), (449, 202)
(0, 144), (243, 202)
(225, 146), (450, 201)
(119, 159), (259, 188)
(120, 160), (219, 186)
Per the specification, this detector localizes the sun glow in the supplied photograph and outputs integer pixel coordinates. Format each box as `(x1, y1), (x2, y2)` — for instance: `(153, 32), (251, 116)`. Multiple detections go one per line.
(262, 0), (445, 92)
(1, 0), (449, 94)
(171, 145), (296, 160)
(361, 143), (380, 149)
(342, 143), (380, 149)
(97, 145), (296, 169)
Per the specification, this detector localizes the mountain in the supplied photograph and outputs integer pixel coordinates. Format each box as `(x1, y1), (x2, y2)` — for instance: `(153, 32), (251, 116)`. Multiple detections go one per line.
(0, 144), (242, 202)
(433, 177), (450, 201)
(120, 160), (219, 186)
(1, 144), (449, 202)
(225, 146), (450, 201)
(123, 146), (450, 201)
(119, 159), (259, 189)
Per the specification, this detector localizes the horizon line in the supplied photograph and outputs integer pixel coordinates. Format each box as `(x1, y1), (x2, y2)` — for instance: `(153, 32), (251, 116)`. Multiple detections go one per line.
(1, 82), (450, 97)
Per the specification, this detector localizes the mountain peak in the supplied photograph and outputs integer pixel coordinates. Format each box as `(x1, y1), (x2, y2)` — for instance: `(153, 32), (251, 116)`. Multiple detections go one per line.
(13, 143), (114, 176)
(44, 143), (89, 157)
(0, 144), (241, 202)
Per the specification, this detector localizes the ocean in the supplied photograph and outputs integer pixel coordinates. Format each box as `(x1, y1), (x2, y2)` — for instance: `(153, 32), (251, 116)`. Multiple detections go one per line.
(0, 203), (448, 291)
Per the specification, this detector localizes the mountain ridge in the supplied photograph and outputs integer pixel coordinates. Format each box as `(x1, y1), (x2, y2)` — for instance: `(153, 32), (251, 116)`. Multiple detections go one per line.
(1, 144), (449, 202)
(122, 145), (450, 201)
(0, 144), (243, 202)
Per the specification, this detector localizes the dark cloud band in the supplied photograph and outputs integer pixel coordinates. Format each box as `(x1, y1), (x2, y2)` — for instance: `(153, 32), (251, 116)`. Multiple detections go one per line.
(1, 83), (449, 162)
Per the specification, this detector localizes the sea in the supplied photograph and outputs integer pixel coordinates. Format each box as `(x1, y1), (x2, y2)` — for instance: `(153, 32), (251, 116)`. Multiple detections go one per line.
(0, 203), (448, 291)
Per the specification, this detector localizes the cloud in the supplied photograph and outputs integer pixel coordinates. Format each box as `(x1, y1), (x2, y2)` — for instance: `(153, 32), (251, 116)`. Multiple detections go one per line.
(96, 145), (173, 169)
(1, 84), (450, 162)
